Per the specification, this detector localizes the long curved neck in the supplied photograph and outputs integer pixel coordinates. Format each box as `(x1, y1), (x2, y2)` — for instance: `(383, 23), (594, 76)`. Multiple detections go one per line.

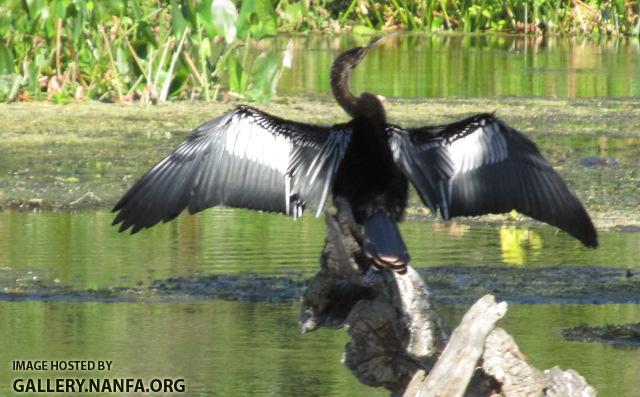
(330, 48), (362, 118)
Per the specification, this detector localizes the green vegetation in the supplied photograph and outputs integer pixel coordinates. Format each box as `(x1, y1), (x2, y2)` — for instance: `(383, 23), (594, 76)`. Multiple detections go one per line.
(1, 0), (639, 103)
(563, 322), (640, 345)
(0, 0), (283, 103)
(326, 0), (640, 35)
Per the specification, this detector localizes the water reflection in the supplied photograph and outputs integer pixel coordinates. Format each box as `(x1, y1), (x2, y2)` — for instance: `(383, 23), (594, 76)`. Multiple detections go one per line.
(499, 225), (543, 265)
(1, 210), (638, 292)
(0, 300), (638, 397)
(277, 34), (640, 98)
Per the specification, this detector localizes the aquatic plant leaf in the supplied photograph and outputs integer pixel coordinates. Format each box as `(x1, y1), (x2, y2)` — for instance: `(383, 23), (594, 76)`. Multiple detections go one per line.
(211, 0), (238, 44)
(69, 1), (86, 44)
(236, 0), (277, 40)
(0, 44), (15, 75)
(195, 0), (215, 36)
(0, 14), (12, 37)
(8, 75), (22, 102)
(50, 0), (68, 21)
(170, 0), (188, 36)
(0, 74), (22, 102)
(281, 2), (304, 24)
(116, 46), (130, 76)
(431, 16), (444, 31)
(226, 55), (247, 94)
(52, 91), (72, 104)
(245, 50), (281, 102)
(352, 25), (376, 36)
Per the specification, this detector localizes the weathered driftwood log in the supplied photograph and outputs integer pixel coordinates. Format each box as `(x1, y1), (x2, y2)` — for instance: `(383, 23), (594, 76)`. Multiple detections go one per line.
(300, 202), (596, 397)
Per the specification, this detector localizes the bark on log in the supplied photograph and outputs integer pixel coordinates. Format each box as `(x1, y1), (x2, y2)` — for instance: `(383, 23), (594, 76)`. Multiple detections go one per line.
(481, 328), (546, 397)
(410, 295), (507, 397)
(300, 203), (597, 397)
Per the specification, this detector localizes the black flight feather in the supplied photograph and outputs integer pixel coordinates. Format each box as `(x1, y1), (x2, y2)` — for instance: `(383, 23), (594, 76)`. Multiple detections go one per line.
(389, 114), (598, 248)
(113, 106), (352, 233)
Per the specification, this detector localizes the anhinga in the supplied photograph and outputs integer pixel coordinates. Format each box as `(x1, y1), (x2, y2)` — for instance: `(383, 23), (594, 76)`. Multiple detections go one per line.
(112, 36), (598, 274)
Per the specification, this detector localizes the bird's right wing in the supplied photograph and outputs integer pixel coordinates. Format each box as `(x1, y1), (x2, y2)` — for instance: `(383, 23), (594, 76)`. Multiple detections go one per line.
(388, 114), (598, 247)
(112, 106), (352, 233)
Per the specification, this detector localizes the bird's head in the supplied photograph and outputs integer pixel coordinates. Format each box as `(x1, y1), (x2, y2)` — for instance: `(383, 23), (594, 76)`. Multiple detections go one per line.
(330, 32), (398, 118)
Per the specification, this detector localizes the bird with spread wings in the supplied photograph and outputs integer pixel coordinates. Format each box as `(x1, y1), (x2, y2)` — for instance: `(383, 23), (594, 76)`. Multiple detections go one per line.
(113, 36), (597, 274)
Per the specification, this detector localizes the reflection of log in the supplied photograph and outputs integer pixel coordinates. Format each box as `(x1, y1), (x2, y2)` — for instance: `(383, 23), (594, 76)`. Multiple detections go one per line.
(300, 202), (597, 397)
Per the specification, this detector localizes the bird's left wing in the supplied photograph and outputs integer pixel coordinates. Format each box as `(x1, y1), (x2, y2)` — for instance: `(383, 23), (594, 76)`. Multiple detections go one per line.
(112, 106), (352, 233)
(388, 114), (598, 247)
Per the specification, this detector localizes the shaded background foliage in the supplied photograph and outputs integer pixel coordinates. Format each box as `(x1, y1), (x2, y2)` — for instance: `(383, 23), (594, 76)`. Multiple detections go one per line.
(0, 0), (639, 103)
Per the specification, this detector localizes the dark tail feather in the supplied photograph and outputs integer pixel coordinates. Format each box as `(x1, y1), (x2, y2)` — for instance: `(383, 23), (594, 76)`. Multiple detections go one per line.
(363, 211), (410, 274)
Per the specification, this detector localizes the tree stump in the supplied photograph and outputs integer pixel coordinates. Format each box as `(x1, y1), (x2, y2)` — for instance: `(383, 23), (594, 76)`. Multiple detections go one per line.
(300, 202), (597, 397)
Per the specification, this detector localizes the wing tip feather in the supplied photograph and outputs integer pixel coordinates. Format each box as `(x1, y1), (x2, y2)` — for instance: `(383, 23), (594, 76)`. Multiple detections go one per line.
(580, 222), (599, 248)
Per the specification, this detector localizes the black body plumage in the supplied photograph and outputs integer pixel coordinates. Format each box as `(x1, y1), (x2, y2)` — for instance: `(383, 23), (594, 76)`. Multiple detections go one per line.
(332, 104), (408, 224)
(113, 35), (597, 274)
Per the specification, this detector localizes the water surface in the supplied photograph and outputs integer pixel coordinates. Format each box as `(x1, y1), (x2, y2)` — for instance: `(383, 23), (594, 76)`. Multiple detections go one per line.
(1, 299), (639, 396)
(278, 34), (640, 99)
(2, 210), (639, 291)
(1, 210), (639, 395)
